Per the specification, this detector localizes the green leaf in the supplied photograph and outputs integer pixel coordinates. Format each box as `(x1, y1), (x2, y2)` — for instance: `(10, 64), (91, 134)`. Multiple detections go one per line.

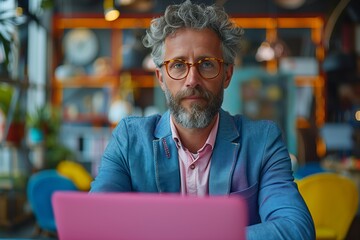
(40, 0), (54, 10)
(0, 33), (11, 66)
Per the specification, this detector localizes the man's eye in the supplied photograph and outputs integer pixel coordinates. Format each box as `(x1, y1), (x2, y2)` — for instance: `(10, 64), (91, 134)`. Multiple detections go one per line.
(171, 62), (186, 69)
(200, 60), (215, 69)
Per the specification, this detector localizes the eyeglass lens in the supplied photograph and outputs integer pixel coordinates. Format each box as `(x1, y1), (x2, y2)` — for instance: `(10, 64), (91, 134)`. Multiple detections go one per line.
(166, 58), (221, 80)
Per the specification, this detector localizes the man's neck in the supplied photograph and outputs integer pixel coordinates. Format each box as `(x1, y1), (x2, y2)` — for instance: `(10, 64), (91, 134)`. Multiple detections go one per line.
(171, 115), (218, 153)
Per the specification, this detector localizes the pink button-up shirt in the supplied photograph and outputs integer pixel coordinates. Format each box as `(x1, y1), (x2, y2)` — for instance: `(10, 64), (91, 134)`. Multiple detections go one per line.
(170, 114), (219, 196)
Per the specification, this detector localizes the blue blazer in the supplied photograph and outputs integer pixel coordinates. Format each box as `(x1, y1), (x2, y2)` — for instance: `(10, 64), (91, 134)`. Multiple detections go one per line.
(91, 109), (315, 240)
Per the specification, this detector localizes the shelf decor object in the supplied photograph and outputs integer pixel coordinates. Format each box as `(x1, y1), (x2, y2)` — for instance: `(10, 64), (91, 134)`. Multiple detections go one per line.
(63, 28), (99, 67)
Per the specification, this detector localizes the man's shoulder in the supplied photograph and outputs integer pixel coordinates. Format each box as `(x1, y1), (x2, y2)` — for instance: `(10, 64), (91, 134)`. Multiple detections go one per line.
(114, 112), (170, 139)
(240, 115), (278, 128)
(222, 110), (280, 137)
(120, 114), (163, 130)
(223, 110), (277, 128)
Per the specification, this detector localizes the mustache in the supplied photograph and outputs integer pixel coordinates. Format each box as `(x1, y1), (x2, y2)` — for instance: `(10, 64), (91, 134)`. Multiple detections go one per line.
(174, 86), (211, 101)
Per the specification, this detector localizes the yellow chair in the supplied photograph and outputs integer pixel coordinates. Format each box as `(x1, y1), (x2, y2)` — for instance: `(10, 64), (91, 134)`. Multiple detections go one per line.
(297, 172), (359, 240)
(56, 160), (93, 191)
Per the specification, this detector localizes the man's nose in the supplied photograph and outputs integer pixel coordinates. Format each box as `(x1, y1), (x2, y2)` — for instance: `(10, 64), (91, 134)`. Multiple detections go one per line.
(185, 65), (201, 88)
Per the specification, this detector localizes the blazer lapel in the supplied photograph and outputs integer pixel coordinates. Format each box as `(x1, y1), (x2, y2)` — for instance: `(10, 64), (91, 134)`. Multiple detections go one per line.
(153, 111), (181, 193)
(209, 110), (241, 195)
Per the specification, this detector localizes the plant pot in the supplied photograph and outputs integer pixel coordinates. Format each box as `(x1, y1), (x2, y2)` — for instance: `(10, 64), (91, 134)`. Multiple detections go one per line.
(28, 127), (44, 144)
(6, 122), (25, 145)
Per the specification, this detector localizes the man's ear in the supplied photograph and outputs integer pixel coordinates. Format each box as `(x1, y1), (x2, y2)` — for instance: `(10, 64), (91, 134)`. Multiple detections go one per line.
(223, 64), (234, 89)
(155, 68), (166, 91)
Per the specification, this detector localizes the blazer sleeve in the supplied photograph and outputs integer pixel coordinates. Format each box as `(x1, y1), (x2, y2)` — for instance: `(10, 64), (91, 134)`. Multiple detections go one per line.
(246, 122), (315, 240)
(90, 119), (132, 192)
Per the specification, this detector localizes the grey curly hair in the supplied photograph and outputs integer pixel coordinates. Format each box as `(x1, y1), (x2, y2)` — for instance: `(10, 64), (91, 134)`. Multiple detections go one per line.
(142, 0), (244, 67)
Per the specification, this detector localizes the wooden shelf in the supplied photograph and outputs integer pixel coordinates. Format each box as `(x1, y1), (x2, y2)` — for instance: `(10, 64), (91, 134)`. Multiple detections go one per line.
(54, 16), (152, 30)
(54, 73), (157, 89)
(54, 75), (119, 88)
(62, 113), (110, 125)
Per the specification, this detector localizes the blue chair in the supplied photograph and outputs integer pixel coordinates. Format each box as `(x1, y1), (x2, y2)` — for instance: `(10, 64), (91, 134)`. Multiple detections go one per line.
(293, 161), (329, 180)
(27, 169), (78, 237)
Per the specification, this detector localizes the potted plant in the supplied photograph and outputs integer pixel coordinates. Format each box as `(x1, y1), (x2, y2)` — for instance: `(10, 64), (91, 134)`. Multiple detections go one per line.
(26, 104), (62, 143)
(0, 84), (25, 145)
(26, 104), (76, 169)
(26, 105), (49, 144)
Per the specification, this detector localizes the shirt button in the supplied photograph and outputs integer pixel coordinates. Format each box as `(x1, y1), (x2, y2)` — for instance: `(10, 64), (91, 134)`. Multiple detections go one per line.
(190, 164), (195, 170)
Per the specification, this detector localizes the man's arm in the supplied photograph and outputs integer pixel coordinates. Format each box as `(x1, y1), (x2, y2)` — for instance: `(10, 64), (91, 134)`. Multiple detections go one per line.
(247, 122), (315, 240)
(90, 120), (132, 192)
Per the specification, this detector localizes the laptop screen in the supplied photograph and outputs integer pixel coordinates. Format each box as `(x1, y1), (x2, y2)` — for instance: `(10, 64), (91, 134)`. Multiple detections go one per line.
(52, 191), (247, 240)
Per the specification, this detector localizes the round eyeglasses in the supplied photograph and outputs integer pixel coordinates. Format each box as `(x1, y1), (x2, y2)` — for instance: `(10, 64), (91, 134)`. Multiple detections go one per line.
(159, 57), (225, 80)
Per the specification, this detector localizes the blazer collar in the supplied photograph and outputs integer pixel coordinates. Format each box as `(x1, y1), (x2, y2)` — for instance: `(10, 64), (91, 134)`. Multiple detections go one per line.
(154, 111), (172, 139)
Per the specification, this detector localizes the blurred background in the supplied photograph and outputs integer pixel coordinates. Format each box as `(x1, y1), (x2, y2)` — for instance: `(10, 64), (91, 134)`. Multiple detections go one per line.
(0, 0), (360, 239)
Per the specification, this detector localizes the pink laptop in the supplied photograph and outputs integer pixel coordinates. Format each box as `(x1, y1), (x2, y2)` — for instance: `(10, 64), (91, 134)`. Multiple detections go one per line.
(52, 191), (247, 240)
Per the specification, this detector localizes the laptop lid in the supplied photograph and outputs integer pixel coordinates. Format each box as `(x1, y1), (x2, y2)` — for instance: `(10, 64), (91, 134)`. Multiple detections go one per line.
(52, 192), (247, 240)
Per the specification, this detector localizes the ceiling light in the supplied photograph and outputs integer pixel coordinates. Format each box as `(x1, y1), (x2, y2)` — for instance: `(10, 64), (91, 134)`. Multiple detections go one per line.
(116, 0), (135, 6)
(355, 110), (360, 121)
(256, 41), (275, 62)
(274, 0), (306, 9)
(104, 0), (120, 21)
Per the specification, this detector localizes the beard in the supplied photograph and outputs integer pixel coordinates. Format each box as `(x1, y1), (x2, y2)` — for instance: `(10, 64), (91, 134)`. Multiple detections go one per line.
(163, 84), (223, 129)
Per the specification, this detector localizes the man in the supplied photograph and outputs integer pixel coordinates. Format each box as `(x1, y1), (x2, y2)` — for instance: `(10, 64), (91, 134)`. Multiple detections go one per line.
(90, 1), (315, 239)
